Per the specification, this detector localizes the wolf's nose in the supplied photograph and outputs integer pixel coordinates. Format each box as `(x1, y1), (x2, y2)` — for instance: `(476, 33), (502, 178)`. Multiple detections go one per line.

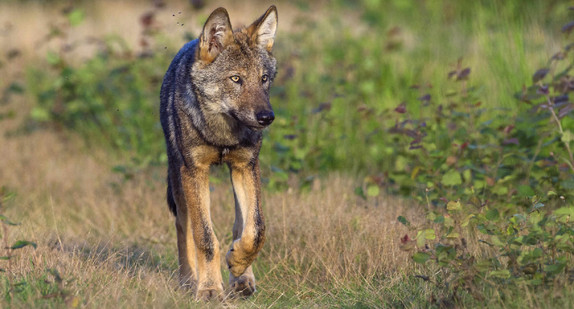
(256, 111), (275, 126)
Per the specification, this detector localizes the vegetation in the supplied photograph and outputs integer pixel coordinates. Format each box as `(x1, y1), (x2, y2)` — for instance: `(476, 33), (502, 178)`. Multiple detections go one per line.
(1, 0), (573, 307)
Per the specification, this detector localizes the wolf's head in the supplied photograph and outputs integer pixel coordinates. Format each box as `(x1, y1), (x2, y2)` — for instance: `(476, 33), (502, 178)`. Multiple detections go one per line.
(191, 6), (278, 130)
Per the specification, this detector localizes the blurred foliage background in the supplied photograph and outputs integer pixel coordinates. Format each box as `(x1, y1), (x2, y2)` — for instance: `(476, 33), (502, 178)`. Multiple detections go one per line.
(1, 0), (568, 183)
(2, 0), (573, 209)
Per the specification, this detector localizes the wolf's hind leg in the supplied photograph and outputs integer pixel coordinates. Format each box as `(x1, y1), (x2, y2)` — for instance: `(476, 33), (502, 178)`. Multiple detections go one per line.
(169, 172), (198, 290)
(175, 216), (197, 289)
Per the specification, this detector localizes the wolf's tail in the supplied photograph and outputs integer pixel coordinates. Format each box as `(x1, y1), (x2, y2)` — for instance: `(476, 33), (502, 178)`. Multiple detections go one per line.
(167, 182), (177, 216)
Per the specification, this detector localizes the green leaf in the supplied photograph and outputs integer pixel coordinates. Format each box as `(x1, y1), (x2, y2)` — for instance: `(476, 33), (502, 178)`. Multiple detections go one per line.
(443, 215), (455, 227)
(544, 263), (566, 275)
(30, 106), (51, 122)
(485, 208), (499, 221)
(492, 185), (508, 195)
(491, 235), (504, 247)
(45, 51), (60, 66)
(461, 214), (475, 227)
(517, 185), (535, 197)
(397, 216), (410, 226)
(446, 231), (459, 239)
(488, 269), (511, 279)
(412, 252), (430, 264)
(68, 9), (85, 27)
(446, 201), (461, 212)
(422, 229), (435, 240)
(366, 184), (380, 197)
(531, 248), (543, 258)
(554, 207), (574, 216)
(441, 169), (462, 186)
(354, 187), (366, 200)
(562, 130), (573, 144)
(554, 207), (574, 222)
(10, 240), (37, 250)
(416, 230), (426, 248)
(7, 82), (24, 94)
(0, 215), (19, 226)
(30, 107), (51, 122)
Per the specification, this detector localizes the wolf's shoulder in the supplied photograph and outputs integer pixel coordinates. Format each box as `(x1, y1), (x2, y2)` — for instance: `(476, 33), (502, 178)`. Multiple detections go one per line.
(175, 39), (199, 62)
(161, 39), (199, 95)
(166, 39), (199, 76)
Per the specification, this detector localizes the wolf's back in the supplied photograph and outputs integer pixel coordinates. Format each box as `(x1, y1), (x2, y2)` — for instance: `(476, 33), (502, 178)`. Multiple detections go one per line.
(159, 40), (200, 217)
(160, 39), (198, 130)
(159, 39), (199, 159)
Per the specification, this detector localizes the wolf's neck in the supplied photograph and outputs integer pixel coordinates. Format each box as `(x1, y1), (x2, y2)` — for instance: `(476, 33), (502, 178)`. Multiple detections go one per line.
(199, 110), (245, 146)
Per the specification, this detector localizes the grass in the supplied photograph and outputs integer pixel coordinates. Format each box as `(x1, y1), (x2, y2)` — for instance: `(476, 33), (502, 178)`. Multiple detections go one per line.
(1, 104), (573, 308)
(0, 111), (424, 307)
(1, 0), (574, 307)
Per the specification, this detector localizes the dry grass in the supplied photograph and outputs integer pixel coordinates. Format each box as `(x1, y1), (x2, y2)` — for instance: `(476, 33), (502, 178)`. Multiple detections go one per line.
(0, 95), (428, 307)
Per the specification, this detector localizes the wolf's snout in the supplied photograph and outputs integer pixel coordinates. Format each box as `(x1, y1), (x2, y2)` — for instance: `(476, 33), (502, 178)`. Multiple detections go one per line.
(256, 110), (275, 126)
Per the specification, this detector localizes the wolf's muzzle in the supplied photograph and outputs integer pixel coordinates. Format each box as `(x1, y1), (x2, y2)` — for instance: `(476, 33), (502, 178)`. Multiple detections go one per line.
(256, 110), (275, 126)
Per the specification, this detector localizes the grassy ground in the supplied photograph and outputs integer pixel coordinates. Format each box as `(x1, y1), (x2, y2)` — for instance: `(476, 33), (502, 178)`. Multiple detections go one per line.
(2, 108), (573, 308)
(1, 0), (574, 308)
(0, 102), (426, 307)
(0, 112), (574, 308)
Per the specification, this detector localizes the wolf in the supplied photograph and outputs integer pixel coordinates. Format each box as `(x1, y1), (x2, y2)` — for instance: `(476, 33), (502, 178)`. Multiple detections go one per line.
(159, 5), (278, 301)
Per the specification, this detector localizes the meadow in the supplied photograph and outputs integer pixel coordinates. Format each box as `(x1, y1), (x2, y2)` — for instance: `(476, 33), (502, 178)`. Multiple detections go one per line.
(1, 0), (573, 307)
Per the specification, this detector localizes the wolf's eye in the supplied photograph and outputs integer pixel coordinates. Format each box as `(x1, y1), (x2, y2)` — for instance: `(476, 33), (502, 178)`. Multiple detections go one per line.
(230, 75), (241, 83)
(261, 74), (269, 83)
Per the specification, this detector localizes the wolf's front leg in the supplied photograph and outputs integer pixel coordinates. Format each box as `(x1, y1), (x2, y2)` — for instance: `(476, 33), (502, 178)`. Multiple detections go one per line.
(227, 160), (266, 296)
(180, 166), (224, 301)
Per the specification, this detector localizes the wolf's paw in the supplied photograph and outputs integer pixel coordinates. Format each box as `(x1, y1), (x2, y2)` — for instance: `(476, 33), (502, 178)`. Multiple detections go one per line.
(226, 250), (251, 277)
(196, 285), (224, 302)
(227, 264), (248, 278)
(229, 273), (256, 297)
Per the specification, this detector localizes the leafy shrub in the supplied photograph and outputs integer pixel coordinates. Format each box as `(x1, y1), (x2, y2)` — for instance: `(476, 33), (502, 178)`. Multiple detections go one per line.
(395, 16), (574, 305)
(27, 7), (171, 169)
(24, 2), (570, 189)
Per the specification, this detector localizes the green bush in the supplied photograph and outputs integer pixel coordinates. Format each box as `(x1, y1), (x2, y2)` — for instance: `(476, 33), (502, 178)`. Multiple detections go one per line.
(27, 8), (171, 171)
(24, 2), (570, 187)
(396, 24), (574, 306)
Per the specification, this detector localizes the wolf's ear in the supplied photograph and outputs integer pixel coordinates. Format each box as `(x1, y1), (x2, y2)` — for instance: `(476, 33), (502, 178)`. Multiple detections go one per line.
(198, 7), (234, 63)
(247, 5), (278, 52)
